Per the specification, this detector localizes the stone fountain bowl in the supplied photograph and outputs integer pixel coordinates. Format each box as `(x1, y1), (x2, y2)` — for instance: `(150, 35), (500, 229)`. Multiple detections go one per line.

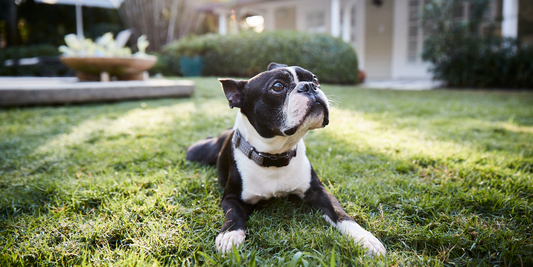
(60, 55), (157, 81)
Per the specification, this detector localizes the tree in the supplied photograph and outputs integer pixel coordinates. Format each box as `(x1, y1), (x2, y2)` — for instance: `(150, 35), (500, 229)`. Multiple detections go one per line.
(119, 0), (209, 52)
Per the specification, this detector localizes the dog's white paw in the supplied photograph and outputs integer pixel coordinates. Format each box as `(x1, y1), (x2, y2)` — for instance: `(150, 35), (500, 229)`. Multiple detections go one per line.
(351, 231), (386, 256)
(215, 230), (245, 253)
(336, 220), (386, 256)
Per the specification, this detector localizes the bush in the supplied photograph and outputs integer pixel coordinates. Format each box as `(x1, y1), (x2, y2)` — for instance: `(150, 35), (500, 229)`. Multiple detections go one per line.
(148, 52), (182, 76)
(422, 0), (533, 89)
(0, 45), (74, 77)
(164, 35), (217, 57)
(163, 31), (359, 84)
(424, 38), (533, 88)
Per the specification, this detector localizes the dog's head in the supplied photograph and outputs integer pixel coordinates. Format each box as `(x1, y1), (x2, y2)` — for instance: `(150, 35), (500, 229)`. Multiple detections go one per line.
(219, 63), (329, 138)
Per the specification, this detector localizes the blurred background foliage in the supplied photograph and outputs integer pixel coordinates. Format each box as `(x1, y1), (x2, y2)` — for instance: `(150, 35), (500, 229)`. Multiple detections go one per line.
(422, 0), (533, 88)
(161, 31), (359, 84)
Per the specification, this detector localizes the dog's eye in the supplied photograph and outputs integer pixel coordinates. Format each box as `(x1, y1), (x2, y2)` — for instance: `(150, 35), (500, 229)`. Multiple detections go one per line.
(313, 77), (319, 85)
(271, 82), (285, 92)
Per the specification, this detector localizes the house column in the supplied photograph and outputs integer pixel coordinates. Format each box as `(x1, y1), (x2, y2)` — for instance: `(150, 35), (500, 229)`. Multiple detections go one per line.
(342, 2), (353, 43)
(502, 0), (518, 38)
(331, 0), (341, 37)
(218, 10), (229, 35)
(263, 8), (275, 31)
(356, 0), (365, 70)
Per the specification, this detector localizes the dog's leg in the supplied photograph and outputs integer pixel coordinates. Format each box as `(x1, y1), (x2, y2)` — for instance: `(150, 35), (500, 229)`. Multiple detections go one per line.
(303, 168), (386, 256)
(216, 194), (251, 253)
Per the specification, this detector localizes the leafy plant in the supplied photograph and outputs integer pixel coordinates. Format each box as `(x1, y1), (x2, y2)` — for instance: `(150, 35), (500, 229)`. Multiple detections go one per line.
(58, 32), (150, 58)
(422, 0), (533, 88)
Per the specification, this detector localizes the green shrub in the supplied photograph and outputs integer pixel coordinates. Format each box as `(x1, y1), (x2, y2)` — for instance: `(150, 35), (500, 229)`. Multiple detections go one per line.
(164, 35), (217, 57)
(163, 31), (359, 84)
(148, 52), (182, 76)
(424, 37), (533, 88)
(0, 45), (73, 76)
(422, 0), (533, 89)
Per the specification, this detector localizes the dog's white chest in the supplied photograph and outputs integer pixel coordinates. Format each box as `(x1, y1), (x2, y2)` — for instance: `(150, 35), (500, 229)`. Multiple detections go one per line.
(234, 141), (311, 205)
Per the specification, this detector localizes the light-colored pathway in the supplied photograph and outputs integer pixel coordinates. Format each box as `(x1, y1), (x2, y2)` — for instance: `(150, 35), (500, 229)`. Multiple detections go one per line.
(0, 77), (194, 106)
(359, 79), (443, 90)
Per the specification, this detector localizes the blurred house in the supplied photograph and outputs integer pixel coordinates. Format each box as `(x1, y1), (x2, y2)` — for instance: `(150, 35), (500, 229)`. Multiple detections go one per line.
(197, 0), (533, 80)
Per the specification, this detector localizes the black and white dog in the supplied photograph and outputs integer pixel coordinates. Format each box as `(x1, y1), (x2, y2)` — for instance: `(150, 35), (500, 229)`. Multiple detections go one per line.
(186, 63), (386, 256)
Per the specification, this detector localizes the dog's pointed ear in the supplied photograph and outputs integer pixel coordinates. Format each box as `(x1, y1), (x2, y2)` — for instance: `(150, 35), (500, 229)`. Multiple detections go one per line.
(267, 62), (288, 71)
(219, 78), (247, 109)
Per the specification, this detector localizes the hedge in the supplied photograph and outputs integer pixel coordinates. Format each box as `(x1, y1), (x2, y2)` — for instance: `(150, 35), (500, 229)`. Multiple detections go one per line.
(162, 31), (359, 84)
(148, 52), (182, 77)
(0, 45), (74, 77)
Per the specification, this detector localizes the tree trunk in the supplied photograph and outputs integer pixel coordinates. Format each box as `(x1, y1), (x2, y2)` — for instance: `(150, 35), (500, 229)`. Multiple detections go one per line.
(6, 0), (20, 47)
(166, 0), (180, 44)
(119, 0), (208, 52)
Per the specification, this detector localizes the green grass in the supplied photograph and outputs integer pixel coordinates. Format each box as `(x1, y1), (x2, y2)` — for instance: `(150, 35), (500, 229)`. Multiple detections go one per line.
(1, 77), (532, 266)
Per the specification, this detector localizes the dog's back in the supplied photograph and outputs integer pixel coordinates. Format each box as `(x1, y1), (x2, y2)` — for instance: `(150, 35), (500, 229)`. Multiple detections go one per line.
(185, 129), (233, 166)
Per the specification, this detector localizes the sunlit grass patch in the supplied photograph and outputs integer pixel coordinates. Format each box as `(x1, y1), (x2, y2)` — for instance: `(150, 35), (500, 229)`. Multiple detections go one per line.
(1, 78), (532, 266)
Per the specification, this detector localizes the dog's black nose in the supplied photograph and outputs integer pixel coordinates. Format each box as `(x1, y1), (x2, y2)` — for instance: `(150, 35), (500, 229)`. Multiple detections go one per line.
(297, 83), (315, 93)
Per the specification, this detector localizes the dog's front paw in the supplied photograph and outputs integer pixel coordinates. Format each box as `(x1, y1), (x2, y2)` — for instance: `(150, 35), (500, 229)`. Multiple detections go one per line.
(215, 230), (245, 253)
(351, 232), (386, 256)
(337, 221), (386, 256)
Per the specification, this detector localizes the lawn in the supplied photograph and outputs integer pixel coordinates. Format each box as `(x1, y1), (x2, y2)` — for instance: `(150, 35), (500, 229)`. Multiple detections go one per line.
(1, 77), (532, 266)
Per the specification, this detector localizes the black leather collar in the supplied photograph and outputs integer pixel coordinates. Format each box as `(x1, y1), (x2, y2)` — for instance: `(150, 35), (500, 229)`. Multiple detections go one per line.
(232, 129), (297, 168)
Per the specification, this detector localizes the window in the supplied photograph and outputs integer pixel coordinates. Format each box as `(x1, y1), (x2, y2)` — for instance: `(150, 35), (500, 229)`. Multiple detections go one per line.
(407, 0), (430, 63)
(339, 5), (357, 43)
(306, 10), (326, 33)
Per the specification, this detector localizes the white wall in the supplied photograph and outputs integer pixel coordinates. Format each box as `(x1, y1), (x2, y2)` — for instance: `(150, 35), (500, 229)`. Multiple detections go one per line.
(226, 0), (434, 79)
(364, 0), (394, 79)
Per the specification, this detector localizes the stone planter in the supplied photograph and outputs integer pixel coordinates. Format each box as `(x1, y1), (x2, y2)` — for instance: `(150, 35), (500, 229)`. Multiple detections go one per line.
(60, 56), (157, 82)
